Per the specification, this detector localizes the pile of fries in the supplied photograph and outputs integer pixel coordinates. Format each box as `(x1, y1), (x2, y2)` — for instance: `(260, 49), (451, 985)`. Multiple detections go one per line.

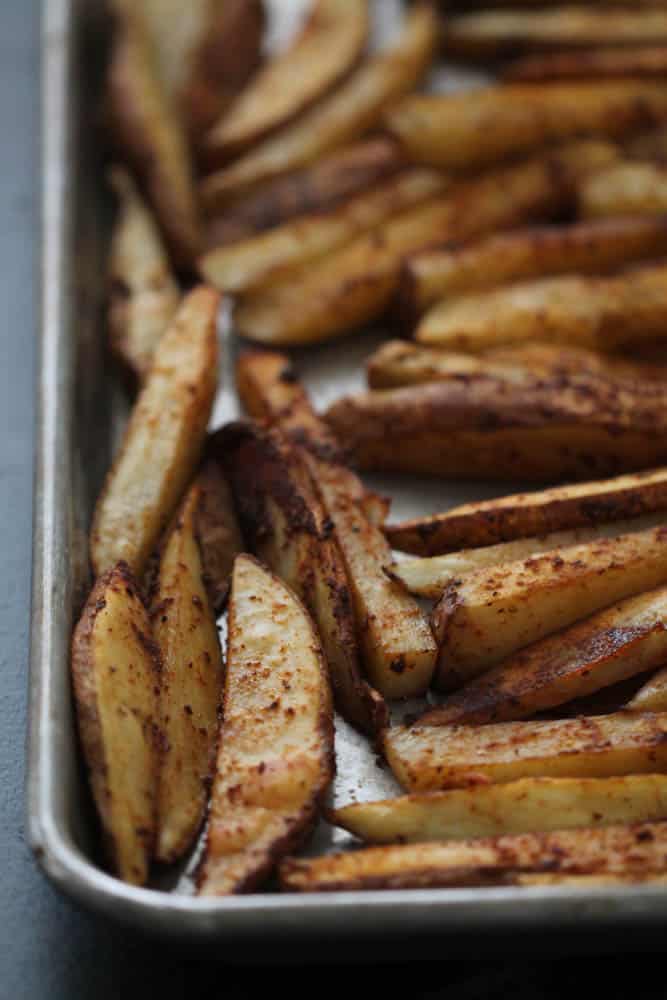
(72, 0), (667, 895)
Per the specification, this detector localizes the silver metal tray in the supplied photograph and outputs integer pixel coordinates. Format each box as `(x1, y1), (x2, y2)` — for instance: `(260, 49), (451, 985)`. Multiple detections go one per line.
(28, 0), (667, 949)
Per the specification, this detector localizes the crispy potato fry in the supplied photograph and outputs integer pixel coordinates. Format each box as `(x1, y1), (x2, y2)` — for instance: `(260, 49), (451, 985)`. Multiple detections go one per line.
(235, 350), (437, 700)
(198, 555), (334, 895)
(199, 168), (447, 293)
(220, 422), (387, 735)
(579, 162), (667, 219)
(383, 712), (667, 791)
(106, 2), (200, 269)
(203, 0), (369, 165)
(324, 376), (667, 482)
(444, 9), (667, 60)
(431, 525), (667, 690)
(71, 563), (159, 885)
(234, 148), (601, 346)
(386, 468), (667, 557)
(627, 667), (667, 714)
(90, 286), (219, 578)
(426, 585), (667, 725)
(416, 262), (667, 353)
(194, 458), (244, 614)
(200, 3), (438, 210)
(280, 821), (667, 892)
(517, 873), (667, 887)
(332, 775), (667, 844)
(388, 514), (667, 599)
(204, 138), (405, 249)
(400, 215), (667, 322)
(385, 82), (667, 172)
(140, 0), (265, 139)
(151, 482), (223, 863)
(107, 167), (180, 382)
(505, 47), (667, 84)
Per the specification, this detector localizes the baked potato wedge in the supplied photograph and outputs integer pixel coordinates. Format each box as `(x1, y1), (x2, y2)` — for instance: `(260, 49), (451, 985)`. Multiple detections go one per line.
(628, 668), (667, 714)
(505, 47), (667, 84)
(203, 0), (369, 165)
(107, 167), (180, 382)
(106, 2), (200, 269)
(220, 422), (387, 735)
(579, 162), (667, 219)
(198, 554), (334, 895)
(194, 458), (244, 615)
(400, 215), (667, 323)
(384, 712), (667, 791)
(385, 467), (667, 557)
(425, 585), (667, 725)
(151, 481), (223, 863)
(91, 286), (219, 578)
(71, 562), (159, 885)
(199, 168), (447, 293)
(280, 821), (667, 892)
(332, 775), (667, 844)
(324, 376), (667, 482)
(200, 3), (438, 210)
(626, 126), (667, 163)
(385, 82), (667, 172)
(431, 524), (667, 690)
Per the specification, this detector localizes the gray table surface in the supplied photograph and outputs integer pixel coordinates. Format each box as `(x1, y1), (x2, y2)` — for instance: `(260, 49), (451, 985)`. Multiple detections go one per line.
(4, 1), (667, 996)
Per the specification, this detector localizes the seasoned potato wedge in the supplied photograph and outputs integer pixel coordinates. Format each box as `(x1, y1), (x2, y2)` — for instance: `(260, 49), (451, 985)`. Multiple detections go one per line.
(203, 0), (368, 165)
(385, 82), (667, 172)
(626, 126), (667, 163)
(383, 713), (667, 791)
(200, 3), (438, 209)
(280, 821), (667, 892)
(579, 162), (667, 219)
(71, 563), (159, 885)
(106, 2), (200, 269)
(91, 286), (219, 578)
(332, 775), (667, 844)
(517, 873), (667, 887)
(194, 458), (244, 615)
(431, 524), (667, 690)
(505, 47), (667, 84)
(107, 167), (180, 382)
(220, 422), (387, 735)
(388, 514), (667, 599)
(385, 468), (667, 557)
(324, 377), (667, 482)
(141, 0), (265, 139)
(627, 667), (667, 714)
(426, 585), (667, 725)
(400, 216), (667, 322)
(198, 555), (334, 895)
(204, 138), (405, 248)
(152, 482), (223, 863)
(199, 168), (447, 293)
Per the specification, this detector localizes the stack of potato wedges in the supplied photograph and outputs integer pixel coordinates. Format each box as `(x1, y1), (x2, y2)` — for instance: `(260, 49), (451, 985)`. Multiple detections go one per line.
(71, 0), (667, 895)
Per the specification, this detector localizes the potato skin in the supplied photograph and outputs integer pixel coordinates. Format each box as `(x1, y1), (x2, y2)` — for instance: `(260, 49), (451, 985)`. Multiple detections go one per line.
(505, 47), (667, 84)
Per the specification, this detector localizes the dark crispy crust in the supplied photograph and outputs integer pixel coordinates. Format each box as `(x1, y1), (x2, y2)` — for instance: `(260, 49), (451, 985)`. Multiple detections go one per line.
(204, 139), (404, 249)
(195, 458), (244, 614)
(504, 47), (667, 84)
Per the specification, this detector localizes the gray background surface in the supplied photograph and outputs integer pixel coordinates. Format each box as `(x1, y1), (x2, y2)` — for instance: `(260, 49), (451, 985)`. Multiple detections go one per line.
(3, 1), (667, 996)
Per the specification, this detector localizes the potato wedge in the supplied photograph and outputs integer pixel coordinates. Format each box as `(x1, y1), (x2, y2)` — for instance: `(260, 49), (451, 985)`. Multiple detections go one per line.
(198, 554), (334, 895)
(324, 377), (667, 482)
(280, 821), (667, 892)
(517, 873), (667, 887)
(90, 286), (219, 578)
(203, 0), (368, 165)
(151, 481), (223, 863)
(199, 3), (438, 209)
(416, 262), (667, 353)
(426, 585), (667, 725)
(383, 712), (667, 791)
(400, 216), (667, 322)
(234, 148), (598, 346)
(444, 10), (667, 61)
(195, 458), (244, 615)
(626, 126), (667, 163)
(579, 162), (667, 219)
(71, 563), (159, 885)
(388, 514), (667, 599)
(220, 421), (387, 735)
(332, 775), (667, 844)
(106, 2), (200, 269)
(385, 82), (667, 172)
(141, 0), (265, 139)
(431, 525), (667, 690)
(204, 138), (405, 249)
(107, 167), (180, 382)
(385, 468), (667, 557)
(505, 47), (667, 84)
